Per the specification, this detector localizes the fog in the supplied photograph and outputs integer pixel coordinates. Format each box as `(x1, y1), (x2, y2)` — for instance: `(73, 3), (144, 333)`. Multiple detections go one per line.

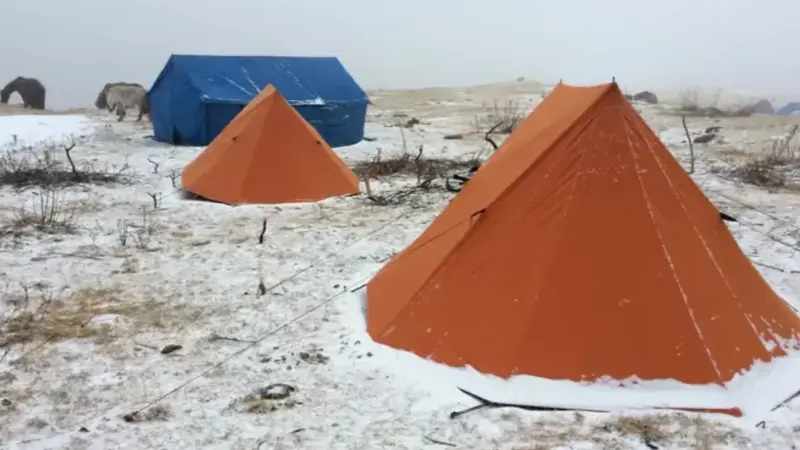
(1, 0), (795, 109)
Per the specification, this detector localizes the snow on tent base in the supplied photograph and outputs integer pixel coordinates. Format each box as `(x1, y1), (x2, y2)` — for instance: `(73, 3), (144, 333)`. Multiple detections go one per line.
(363, 81), (800, 421)
(346, 292), (800, 421)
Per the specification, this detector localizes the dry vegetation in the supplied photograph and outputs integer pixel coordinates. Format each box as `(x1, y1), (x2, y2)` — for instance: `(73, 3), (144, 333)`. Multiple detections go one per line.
(0, 285), (176, 358)
(509, 412), (745, 449)
(676, 89), (756, 118)
(354, 125), (484, 205)
(474, 99), (525, 135)
(0, 138), (131, 236)
(0, 139), (128, 188)
(730, 125), (800, 189)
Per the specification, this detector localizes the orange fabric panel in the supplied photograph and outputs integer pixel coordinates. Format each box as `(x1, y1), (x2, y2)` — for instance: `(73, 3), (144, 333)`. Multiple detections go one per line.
(366, 83), (800, 393)
(181, 85), (359, 205)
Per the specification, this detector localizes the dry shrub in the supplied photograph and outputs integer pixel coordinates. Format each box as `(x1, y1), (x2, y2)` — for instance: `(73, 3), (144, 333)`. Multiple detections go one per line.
(731, 125), (800, 188)
(676, 89), (753, 118)
(1, 285), (174, 348)
(475, 99), (525, 134)
(353, 147), (478, 180)
(12, 185), (81, 233)
(0, 140), (128, 188)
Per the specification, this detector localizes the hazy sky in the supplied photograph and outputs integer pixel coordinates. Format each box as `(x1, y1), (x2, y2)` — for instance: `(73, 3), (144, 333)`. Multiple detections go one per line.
(1, 0), (795, 109)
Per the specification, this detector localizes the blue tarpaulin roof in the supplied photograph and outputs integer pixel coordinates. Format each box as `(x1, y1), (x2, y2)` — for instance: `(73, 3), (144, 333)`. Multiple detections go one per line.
(777, 102), (800, 116)
(150, 54), (367, 106)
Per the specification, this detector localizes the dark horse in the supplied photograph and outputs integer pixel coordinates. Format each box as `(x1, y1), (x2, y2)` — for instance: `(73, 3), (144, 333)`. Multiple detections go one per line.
(0, 76), (46, 110)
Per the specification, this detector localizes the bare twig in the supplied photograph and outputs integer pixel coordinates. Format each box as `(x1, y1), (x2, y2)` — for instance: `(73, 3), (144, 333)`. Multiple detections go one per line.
(423, 435), (456, 447)
(258, 218), (267, 244)
(134, 341), (159, 351)
(681, 116), (695, 174)
(147, 192), (160, 209)
(208, 333), (258, 344)
(168, 169), (179, 188)
(414, 145), (425, 186)
(63, 141), (80, 181)
(147, 158), (160, 174)
(483, 122), (504, 151)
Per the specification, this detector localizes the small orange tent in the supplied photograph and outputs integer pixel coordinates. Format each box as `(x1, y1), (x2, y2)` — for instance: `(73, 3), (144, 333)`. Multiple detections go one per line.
(181, 85), (359, 205)
(366, 82), (800, 416)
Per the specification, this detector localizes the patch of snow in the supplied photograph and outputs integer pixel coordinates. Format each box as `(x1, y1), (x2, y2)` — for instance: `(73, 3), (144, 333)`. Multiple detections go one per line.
(0, 115), (94, 147)
(290, 97), (326, 106)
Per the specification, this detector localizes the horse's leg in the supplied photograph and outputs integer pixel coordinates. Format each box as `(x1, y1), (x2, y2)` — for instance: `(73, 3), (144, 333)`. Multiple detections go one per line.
(114, 101), (126, 122)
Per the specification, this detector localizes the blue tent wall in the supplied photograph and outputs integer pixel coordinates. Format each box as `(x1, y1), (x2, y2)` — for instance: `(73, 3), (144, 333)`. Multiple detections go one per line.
(777, 102), (800, 116)
(148, 54), (368, 147)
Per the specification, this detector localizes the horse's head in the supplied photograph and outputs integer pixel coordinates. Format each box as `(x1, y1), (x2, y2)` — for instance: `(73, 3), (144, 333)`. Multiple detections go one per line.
(95, 83), (113, 109)
(0, 77), (25, 103)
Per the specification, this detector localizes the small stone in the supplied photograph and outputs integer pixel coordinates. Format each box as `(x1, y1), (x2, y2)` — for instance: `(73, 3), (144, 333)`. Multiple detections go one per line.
(160, 344), (182, 355)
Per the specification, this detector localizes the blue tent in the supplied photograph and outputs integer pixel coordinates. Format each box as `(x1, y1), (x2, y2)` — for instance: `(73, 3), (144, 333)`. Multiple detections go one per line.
(777, 102), (800, 116)
(147, 54), (368, 147)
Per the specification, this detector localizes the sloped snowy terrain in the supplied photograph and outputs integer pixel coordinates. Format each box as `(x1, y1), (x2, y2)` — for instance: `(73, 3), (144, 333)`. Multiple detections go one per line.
(1, 83), (800, 449)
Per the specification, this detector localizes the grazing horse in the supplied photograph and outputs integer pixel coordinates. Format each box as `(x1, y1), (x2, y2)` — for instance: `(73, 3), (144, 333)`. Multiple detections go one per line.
(0, 76), (46, 110)
(95, 82), (149, 122)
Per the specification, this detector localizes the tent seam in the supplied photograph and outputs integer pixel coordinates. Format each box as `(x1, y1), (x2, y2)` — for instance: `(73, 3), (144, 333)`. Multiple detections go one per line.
(622, 113), (724, 384)
(628, 111), (764, 351)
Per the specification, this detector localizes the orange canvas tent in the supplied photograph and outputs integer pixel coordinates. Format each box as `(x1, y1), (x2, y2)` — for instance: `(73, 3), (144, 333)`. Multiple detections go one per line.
(366, 82), (800, 417)
(181, 85), (359, 205)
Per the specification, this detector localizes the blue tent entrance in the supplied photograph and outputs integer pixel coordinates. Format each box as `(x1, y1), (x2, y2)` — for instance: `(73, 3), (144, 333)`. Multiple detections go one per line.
(147, 54), (368, 147)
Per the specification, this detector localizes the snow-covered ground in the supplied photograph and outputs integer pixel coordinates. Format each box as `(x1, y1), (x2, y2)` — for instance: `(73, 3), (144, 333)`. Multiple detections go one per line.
(2, 83), (800, 449)
(0, 115), (95, 147)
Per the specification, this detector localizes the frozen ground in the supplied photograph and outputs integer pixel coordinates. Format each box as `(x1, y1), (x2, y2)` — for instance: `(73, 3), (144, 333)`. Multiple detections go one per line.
(0, 115), (95, 147)
(1, 82), (800, 449)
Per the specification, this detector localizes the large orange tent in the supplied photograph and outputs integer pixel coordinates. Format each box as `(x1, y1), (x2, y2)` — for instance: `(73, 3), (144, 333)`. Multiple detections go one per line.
(366, 82), (800, 417)
(181, 85), (359, 205)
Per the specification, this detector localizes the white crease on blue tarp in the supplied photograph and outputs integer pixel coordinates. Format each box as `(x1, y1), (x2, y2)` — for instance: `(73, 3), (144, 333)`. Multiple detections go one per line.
(220, 75), (256, 96)
(240, 68), (262, 93)
(273, 62), (326, 106)
(199, 65), (331, 107)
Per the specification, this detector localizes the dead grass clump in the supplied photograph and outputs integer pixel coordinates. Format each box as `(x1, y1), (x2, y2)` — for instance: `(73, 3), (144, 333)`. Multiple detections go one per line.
(596, 413), (743, 449)
(122, 404), (172, 423)
(509, 412), (743, 449)
(1, 285), (173, 348)
(730, 125), (800, 188)
(598, 414), (669, 441)
(0, 140), (129, 188)
(238, 385), (301, 414)
(11, 185), (81, 233)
